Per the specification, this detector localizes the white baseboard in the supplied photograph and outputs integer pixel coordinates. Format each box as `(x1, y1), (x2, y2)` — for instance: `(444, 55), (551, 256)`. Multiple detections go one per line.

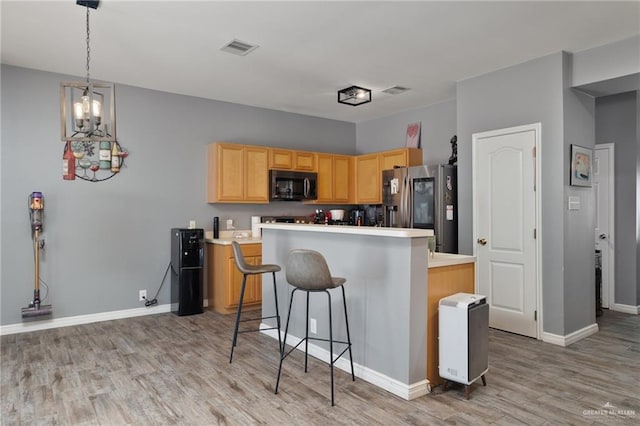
(611, 303), (640, 315)
(1, 299), (209, 336)
(260, 324), (429, 400)
(1, 303), (171, 336)
(542, 323), (599, 347)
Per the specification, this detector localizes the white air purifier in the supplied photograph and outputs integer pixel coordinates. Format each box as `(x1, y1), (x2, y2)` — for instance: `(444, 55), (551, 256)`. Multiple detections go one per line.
(438, 293), (489, 392)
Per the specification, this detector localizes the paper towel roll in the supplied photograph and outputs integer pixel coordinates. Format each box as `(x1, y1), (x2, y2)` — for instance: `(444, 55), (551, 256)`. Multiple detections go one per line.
(251, 216), (261, 224)
(252, 223), (261, 238)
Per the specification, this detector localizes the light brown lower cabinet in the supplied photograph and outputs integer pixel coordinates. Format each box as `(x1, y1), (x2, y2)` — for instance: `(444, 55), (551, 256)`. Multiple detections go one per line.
(427, 262), (475, 386)
(208, 243), (263, 314)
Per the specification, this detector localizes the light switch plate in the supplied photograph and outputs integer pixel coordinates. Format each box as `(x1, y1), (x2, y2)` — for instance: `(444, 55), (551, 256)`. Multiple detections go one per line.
(568, 196), (581, 210)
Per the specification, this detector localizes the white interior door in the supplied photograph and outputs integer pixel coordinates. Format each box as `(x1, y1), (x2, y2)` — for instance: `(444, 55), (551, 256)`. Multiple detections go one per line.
(473, 124), (539, 338)
(594, 144), (615, 308)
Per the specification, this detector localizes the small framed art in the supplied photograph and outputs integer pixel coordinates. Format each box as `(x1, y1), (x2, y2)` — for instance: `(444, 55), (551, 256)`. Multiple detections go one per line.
(570, 144), (592, 187)
(406, 122), (421, 148)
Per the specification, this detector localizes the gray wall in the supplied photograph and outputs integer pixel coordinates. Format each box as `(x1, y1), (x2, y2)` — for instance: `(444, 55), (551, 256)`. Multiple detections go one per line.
(456, 52), (569, 335)
(595, 91), (639, 307)
(355, 99), (457, 164)
(562, 52), (596, 333)
(572, 35), (640, 87)
(0, 64), (355, 326)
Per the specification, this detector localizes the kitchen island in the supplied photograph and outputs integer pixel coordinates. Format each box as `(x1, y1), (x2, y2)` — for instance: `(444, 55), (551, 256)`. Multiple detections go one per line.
(260, 223), (433, 400)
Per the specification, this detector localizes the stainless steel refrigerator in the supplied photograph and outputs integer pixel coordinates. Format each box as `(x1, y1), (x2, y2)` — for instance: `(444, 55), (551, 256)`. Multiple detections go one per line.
(382, 164), (458, 253)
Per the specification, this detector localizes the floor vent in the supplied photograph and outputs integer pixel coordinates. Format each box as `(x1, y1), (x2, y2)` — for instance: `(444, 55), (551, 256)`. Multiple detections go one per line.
(221, 39), (259, 56)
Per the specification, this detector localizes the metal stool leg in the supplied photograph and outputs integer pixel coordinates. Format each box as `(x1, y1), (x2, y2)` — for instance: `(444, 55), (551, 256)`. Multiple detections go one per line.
(272, 272), (282, 355)
(229, 273), (248, 363)
(304, 290), (310, 373)
(341, 285), (355, 381)
(275, 288), (296, 394)
(327, 290), (335, 406)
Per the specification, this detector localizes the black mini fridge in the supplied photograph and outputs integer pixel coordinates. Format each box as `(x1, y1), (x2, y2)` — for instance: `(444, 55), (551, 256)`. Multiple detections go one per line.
(171, 228), (204, 316)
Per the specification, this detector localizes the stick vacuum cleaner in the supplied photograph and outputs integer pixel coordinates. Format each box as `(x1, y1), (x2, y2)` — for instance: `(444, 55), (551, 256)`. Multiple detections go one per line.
(22, 191), (52, 318)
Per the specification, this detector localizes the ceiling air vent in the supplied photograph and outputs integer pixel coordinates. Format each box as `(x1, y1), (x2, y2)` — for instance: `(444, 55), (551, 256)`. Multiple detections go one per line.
(382, 86), (410, 95)
(221, 39), (259, 56)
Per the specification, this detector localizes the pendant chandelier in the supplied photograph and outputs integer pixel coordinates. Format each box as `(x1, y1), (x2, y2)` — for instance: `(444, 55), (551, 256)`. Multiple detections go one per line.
(60, 1), (116, 142)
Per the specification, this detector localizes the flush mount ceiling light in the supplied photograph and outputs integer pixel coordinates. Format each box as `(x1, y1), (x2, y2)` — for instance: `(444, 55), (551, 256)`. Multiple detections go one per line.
(337, 85), (372, 106)
(60, 0), (116, 142)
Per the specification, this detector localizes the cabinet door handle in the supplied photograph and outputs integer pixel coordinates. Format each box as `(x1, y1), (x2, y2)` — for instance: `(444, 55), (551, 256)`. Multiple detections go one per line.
(477, 238), (487, 246)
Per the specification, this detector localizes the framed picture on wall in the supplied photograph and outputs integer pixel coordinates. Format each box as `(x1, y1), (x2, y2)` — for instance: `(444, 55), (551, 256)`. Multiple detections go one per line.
(570, 144), (593, 187)
(406, 122), (421, 148)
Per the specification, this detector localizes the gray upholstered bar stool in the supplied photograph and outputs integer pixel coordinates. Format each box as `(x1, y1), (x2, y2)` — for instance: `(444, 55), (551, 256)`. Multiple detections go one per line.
(229, 241), (282, 363)
(274, 249), (355, 406)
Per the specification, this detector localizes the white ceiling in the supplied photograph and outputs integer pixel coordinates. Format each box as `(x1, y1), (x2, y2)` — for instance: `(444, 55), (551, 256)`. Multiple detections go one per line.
(2, 1), (639, 123)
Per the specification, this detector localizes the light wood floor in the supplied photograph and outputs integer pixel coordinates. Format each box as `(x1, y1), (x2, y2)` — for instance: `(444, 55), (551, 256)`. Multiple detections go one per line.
(2, 309), (638, 425)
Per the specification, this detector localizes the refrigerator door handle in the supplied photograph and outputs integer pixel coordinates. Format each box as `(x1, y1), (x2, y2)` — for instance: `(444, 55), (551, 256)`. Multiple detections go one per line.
(406, 176), (412, 227)
(398, 175), (405, 227)
(401, 174), (410, 228)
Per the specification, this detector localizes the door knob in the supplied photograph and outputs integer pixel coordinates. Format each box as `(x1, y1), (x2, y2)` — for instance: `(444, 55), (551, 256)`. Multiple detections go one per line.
(477, 238), (487, 246)
(599, 234), (607, 240)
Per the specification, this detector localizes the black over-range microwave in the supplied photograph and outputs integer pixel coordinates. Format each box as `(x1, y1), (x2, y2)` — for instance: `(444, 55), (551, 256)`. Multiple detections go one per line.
(269, 170), (317, 201)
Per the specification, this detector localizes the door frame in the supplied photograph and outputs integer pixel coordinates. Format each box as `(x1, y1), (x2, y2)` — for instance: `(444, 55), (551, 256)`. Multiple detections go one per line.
(472, 122), (543, 339)
(595, 143), (615, 309)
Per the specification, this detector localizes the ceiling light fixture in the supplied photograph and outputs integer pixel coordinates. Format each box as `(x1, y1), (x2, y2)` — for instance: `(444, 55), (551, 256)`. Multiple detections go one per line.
(337, 85), (372, 106)
(60, 0), (116, 142)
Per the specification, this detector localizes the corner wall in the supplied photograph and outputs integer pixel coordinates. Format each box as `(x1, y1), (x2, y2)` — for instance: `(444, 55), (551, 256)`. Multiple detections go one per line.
(562, 52), (596, 333)
(0, 65), (355, 326)
(456, 52), (567, 335)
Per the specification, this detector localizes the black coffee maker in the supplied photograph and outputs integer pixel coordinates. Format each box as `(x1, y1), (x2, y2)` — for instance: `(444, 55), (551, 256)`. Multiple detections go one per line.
(350, 209), (365, 226)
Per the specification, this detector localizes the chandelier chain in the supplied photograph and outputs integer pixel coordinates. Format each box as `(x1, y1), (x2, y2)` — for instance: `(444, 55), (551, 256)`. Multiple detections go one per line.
(85, 7), (91, 84)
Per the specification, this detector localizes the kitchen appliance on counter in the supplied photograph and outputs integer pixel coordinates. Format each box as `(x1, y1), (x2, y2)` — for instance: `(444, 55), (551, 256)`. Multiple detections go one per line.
(382, 164), (457, 253)
(261, 215), (309, 224)
(350, 209), (365, 226)
(269, 170), (317, 201)
(171, 228), (204, 316)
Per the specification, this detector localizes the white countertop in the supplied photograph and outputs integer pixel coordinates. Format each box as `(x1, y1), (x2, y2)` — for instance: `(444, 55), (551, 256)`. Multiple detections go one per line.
(260, 223), (434, 238)
(205, 230), (262, 245)
(428, 253), (476, 268)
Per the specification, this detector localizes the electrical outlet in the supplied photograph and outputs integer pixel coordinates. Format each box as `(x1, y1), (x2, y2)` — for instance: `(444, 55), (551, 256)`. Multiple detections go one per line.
(310, 318), (317, 334)
(139, 289), (147, 302)
(188, 220), (196, 229)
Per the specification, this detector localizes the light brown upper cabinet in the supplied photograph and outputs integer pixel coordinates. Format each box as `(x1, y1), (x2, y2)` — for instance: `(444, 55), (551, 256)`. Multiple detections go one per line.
(208, 142), (421, 205)
(313, 153), (353, 204)
(269, 148), (316, 171)
(380, 148), (423, 172)
(356, 148), (423, 204)
(293, 151), (316, 171)
(355, 153), (381, 204)
(207, 142), (269, 203)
